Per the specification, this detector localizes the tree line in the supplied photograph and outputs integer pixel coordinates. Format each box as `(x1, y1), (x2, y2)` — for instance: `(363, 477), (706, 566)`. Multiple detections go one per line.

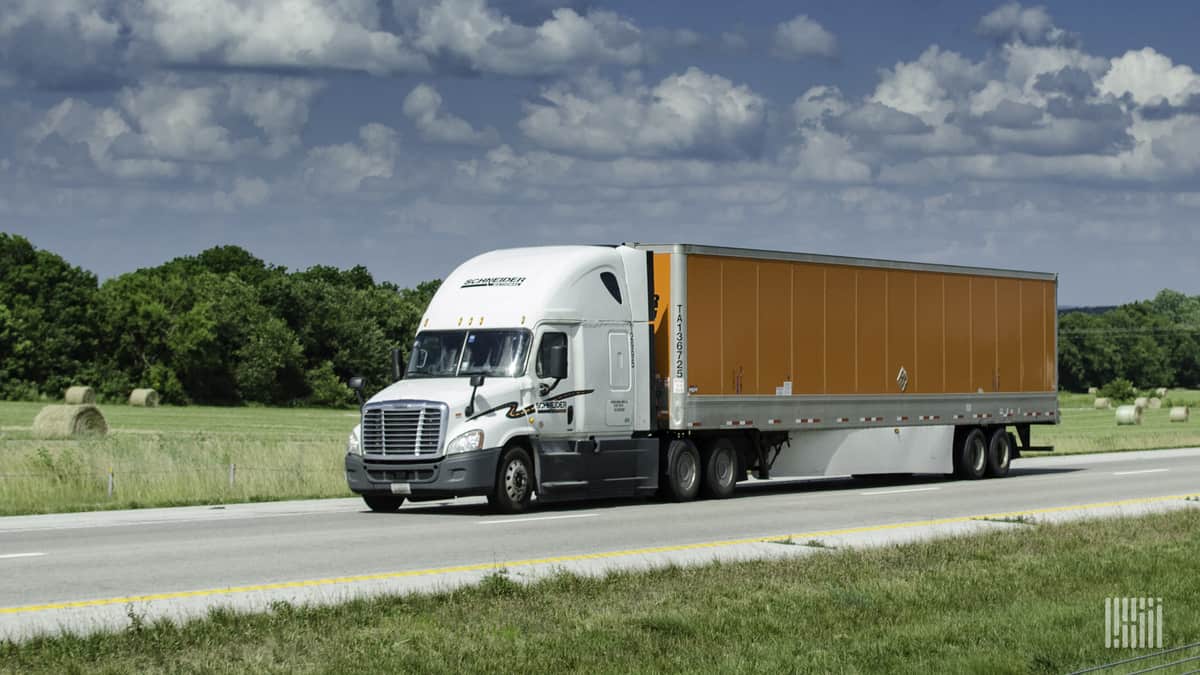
(1058, 289), (1200, 392)
(2, 233), (1198, 406)
(0, 233), (437, 406)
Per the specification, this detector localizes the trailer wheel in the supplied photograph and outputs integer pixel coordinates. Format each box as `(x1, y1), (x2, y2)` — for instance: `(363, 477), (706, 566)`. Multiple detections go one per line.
(700, 438), (737, 499)
(986, 428), (1012, 477)
(488, 446), (534, 513)
(363, 495), (405, 512)
(954, 428), (987, 480)
(663, 439), (701, 502)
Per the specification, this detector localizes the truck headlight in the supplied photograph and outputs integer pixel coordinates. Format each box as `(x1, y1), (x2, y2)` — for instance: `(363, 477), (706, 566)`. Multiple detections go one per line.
(444, 429), (485, 455)
(347, 424), (362, 456)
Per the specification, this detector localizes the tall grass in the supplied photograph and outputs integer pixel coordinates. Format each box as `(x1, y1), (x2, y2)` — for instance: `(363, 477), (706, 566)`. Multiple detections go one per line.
(0, 402), (356, 515)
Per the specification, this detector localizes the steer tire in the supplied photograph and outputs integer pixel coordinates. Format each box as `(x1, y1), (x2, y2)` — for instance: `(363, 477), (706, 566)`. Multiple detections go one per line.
(954, 428), (988, 480)
(700, 438), (738, 499)
(986, 427), (1013, 478)
(663, 439), (701, 502)
(363, 495), (405, 512)
(489, 446), (534, 514)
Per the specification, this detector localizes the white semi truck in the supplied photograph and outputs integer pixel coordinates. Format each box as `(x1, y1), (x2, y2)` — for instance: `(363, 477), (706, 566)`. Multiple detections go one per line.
(345, 244), (1058, 513)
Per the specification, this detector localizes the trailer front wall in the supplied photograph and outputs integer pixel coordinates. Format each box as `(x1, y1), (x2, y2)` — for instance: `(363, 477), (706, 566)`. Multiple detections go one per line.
(681, 254), (1055, 397)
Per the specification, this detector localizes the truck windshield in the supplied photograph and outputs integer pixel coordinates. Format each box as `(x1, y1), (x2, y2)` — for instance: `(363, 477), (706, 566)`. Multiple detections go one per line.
(406, 330), (531, 378)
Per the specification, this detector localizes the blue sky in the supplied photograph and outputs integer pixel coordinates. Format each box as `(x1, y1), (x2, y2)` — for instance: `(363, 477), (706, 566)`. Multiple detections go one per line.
(2, 1), (1199, 305)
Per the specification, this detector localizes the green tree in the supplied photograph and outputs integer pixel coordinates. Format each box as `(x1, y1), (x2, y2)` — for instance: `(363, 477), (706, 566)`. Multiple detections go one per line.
(0, 234), (98, 397)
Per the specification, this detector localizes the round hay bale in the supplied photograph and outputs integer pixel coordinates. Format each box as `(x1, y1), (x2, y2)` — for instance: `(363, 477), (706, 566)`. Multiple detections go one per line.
(64, 386), (96, 405)
(1115, 405), (1142, 426)
(1155, 387), (1168, 398)
(32, 405), (107, 438)
(1093, 397), (1110, 410)
(1087, 387), (1099, 395)
(1169, 406), (1190, 423)
(1148, 397), (1162, 409)
(129, 388), (160, 407)
(1133, 397), (1149, 410)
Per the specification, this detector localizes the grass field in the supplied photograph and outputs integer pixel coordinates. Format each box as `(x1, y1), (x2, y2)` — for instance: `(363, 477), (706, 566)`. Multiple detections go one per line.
(3, 509), (1198, 673)
(1038, 389), (1200, 454)
(0, 402), (356, 516)
(0, 391), (1196, 516)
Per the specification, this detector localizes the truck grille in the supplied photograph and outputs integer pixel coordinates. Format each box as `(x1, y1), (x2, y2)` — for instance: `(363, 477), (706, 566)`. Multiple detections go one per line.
(361, 402), (447, 457)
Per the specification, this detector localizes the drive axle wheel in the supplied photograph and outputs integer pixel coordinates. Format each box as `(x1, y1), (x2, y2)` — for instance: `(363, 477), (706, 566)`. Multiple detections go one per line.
(701, 438), (737, 499)
(363, 495), (405, 512)
(489, 446), (534, 514)
(663, 439), (700, 502)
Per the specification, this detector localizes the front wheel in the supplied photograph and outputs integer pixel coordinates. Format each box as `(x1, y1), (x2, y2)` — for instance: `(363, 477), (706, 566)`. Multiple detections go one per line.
(363, 495), (405, 512)
(488, 446), (534, 514)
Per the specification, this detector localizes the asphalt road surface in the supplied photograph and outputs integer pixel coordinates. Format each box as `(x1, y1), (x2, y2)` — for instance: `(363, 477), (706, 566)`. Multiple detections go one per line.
(2, 448), (1198, 639)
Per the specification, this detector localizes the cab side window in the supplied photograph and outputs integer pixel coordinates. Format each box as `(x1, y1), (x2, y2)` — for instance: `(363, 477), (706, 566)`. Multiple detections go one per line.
(536, 332), (567, 378)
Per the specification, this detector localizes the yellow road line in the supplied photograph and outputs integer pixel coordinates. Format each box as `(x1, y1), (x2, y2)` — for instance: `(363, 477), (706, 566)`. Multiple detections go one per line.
(3, 492), (1197, 616)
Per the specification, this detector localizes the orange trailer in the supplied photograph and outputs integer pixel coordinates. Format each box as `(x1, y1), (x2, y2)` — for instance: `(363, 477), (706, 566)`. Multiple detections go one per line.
(637, 244), (1057, 484)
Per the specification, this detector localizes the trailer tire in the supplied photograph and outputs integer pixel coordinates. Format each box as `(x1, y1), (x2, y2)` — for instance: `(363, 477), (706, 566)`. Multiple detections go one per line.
(663, 439), (701, 502)
(488, 446), (534, 514)
(986, 428), (1012, 477)
(363, 495), (405, 512)
(954, 428), (988, 480)
(700, 438), (737, 499)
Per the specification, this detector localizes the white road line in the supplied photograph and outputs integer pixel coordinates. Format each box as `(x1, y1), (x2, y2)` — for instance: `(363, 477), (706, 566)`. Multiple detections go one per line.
(0, 553), (45, 560)
(478, 514), (597, 526)
(1113, 469), (1170, 476)
(859, 487), (941, 496)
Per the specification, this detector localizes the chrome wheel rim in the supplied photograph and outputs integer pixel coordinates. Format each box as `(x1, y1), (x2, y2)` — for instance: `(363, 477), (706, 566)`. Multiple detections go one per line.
(504, 459), (529, 502)
(715, 449), (734, 486)
(678, 451), (697, 491)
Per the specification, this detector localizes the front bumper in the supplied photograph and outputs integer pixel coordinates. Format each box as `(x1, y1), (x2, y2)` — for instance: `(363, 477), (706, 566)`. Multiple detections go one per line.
(345, 448), (500, 499)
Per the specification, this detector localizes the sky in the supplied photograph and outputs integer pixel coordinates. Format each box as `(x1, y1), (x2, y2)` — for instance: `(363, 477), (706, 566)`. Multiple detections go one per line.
(1, 0), (1199, 306)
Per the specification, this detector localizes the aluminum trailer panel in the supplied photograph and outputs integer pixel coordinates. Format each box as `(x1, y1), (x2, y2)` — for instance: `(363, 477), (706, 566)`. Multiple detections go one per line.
(638, 243), (1058, 432)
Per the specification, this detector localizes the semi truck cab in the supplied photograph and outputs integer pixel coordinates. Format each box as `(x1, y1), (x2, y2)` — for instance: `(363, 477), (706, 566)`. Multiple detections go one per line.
(344, 245), (659, 512)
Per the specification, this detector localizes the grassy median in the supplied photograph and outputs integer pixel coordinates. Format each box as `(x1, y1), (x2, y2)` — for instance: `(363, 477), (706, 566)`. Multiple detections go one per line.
(3, 509), (1199, 673)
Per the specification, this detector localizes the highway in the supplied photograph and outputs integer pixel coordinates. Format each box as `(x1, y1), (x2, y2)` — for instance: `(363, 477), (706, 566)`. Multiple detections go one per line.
(1, 447), (1198, 639)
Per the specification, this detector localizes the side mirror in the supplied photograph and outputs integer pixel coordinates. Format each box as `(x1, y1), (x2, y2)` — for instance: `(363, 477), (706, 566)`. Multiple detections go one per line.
(466, 374), (485, 417)
(546, 344), (568, 380)
(391, 347), (404, 382)
(348, 376), (366, 407)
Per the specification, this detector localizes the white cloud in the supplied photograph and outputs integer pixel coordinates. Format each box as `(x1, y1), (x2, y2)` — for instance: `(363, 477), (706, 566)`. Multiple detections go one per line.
(136, 0), (426, 74)
(304, 123), (399, 193)
(414, 0), (644, 76)
(402, 84), (497, 145)
(519, 68), (766, 159)
(1099, 47), (1200, 105)
(227, 77), (325, 158)
(977, 2), (1078, 47)
(772, 15), (836, 59)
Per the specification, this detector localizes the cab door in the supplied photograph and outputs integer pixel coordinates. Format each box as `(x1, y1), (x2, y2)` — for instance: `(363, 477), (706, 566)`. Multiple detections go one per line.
(530, 324), (587, 499)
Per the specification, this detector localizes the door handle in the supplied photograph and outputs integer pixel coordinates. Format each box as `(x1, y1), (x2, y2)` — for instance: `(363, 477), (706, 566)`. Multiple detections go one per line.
(567, 405), (574, 425)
